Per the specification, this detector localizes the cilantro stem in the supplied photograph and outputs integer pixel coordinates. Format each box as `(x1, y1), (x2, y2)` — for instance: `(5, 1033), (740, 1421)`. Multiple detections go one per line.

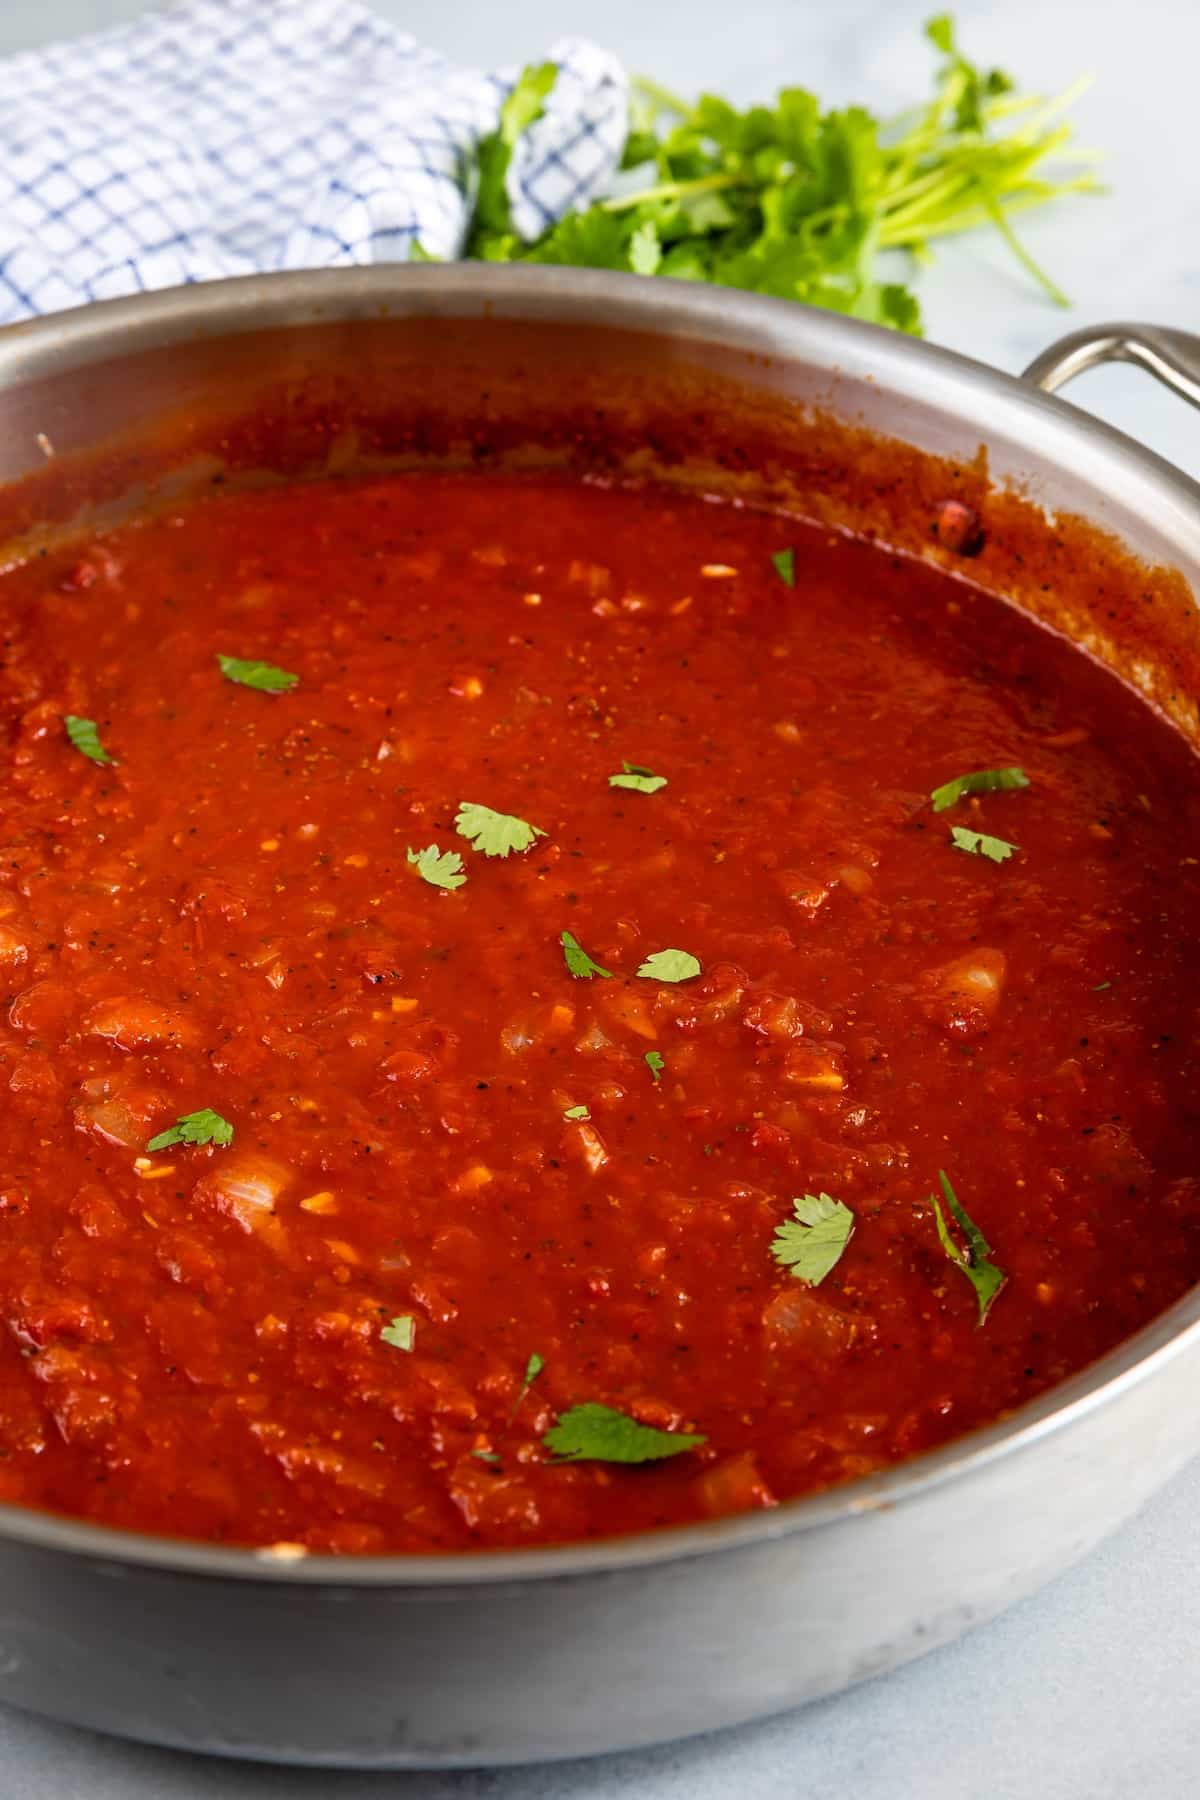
(980, 192), (1071, 307)
(879, 176), (1100, 248)
(601, 171), (744, 214)
(631, 74), (693, 120)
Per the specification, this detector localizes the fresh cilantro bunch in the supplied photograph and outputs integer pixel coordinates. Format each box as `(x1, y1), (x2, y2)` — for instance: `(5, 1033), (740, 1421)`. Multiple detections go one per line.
(464, 14), (1097, 334)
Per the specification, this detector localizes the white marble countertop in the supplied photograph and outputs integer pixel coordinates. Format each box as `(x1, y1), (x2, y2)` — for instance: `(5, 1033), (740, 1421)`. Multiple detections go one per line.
(0, 2), (1197, 1796)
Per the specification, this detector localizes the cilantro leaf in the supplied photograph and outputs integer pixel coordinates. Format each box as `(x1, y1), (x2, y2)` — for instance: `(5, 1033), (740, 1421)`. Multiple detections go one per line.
(543, 1402), (706, 1464)
(455, 801), (546, 858)
(629, 218), (662, 275)
(929, 1170), (1006, 1325)
(407, 844), (467, 890)
(950, 826), (1017, 864)
(216, 654), (298, 694)
(563, 1104), (590, 1121)
(525, 209), (629, 269)
(637, 948), (701, 983)
(930, 767), (1030, 812)
(561, 929), (613, 979)
(515, 1351), (545, 1409)
(64, 714), (114, 766)
(146, 1108), (234, 1152)
(609, 761), (668, 795)
(926, 13), (1015, 136)
(380, 1315), (416, 1352)
(503, 1349), (546, 1430)
(770, 1192), (855, 1285)
(471, 61), (559, 242)
(645, 1049), (665, 1083)
(771, 548), (796, 587)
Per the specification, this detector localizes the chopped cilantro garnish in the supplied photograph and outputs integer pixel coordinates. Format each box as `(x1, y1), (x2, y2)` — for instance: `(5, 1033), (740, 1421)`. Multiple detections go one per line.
(64, 714), (114, 766)
(609, 761), (668, 794)
(950, 826), (1017, 863)
(516, 1352), (544, 1407)
(146, 1108), (234, 1152)
(543, 1402), (706, 1464)
(455, 801), (545, 858)
(770, 1193), (855, 1285)
(637, 948), (701, 983)
(472, 1449), (502, 1464)
(407, 844), (467, 890)
(216, 654), (298, 694)
(771, 548), (796, 588)
(645, 1050), (665, 1083)
(380, 1315), (416, 1352)
(561, 929), (613, 979)
(563, 1104), (590, 1121)
(929, 1170), (1006, 1325)
(504, 1350), (546, 1429)
(1092, 981), (1112, 992)
(930, 767), (1029, 812)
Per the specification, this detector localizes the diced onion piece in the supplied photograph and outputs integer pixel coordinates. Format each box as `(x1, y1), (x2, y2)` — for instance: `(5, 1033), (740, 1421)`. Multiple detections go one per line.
(923, 949), (1007, 1038)
(600, 988), (658, 1041)
(694, 1452), (777, 1518)
(380, 1049), (437, 1084)
(571, 1123), (609, 1174)
(837, 864), (873, 896)
(194, 1155), (290, 1241)
(777, 870), (832, 916)
(762, 1288), (858, 1356)
(780, 1043), (845, 1090)
(452, 1163), (493, 1195)
(932, 949), (1006, 1008)
(251, 1424), (387, 1497)
(76, 1096), (146, 1148)
(0, 924), (29, 965)
(85, 996), (197, 1052)
(742, 993), (805, 1041)
(298, 1191), (337, 1214)
(323, 1238), (361, 1264)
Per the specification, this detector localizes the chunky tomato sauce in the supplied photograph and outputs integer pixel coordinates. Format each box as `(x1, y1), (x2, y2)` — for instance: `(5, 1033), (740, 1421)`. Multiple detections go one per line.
(1, 470), (1199, 1554)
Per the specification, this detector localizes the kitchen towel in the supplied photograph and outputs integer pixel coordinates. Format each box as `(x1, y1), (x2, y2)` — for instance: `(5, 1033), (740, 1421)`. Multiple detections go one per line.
(0, 0), (627, 324)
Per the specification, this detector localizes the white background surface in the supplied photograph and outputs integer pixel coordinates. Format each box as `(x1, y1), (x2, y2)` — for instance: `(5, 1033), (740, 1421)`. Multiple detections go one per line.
(0, 1), (1197, 1794)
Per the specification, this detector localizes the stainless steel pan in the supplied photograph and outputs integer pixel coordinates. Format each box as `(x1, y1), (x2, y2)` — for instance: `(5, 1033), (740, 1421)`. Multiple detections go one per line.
(0, 269), (1197, 1768)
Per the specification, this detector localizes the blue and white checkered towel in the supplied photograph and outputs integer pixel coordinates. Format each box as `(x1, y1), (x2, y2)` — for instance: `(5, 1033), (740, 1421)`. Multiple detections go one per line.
(0, 0), (628, 325)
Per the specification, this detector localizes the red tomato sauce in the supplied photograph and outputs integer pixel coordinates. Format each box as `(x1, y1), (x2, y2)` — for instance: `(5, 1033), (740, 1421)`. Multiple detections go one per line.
(1, 470), (1199, 1554)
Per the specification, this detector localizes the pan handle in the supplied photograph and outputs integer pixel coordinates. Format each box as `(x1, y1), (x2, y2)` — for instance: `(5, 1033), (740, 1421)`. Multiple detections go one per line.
(1022, 322), (1200, 412)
